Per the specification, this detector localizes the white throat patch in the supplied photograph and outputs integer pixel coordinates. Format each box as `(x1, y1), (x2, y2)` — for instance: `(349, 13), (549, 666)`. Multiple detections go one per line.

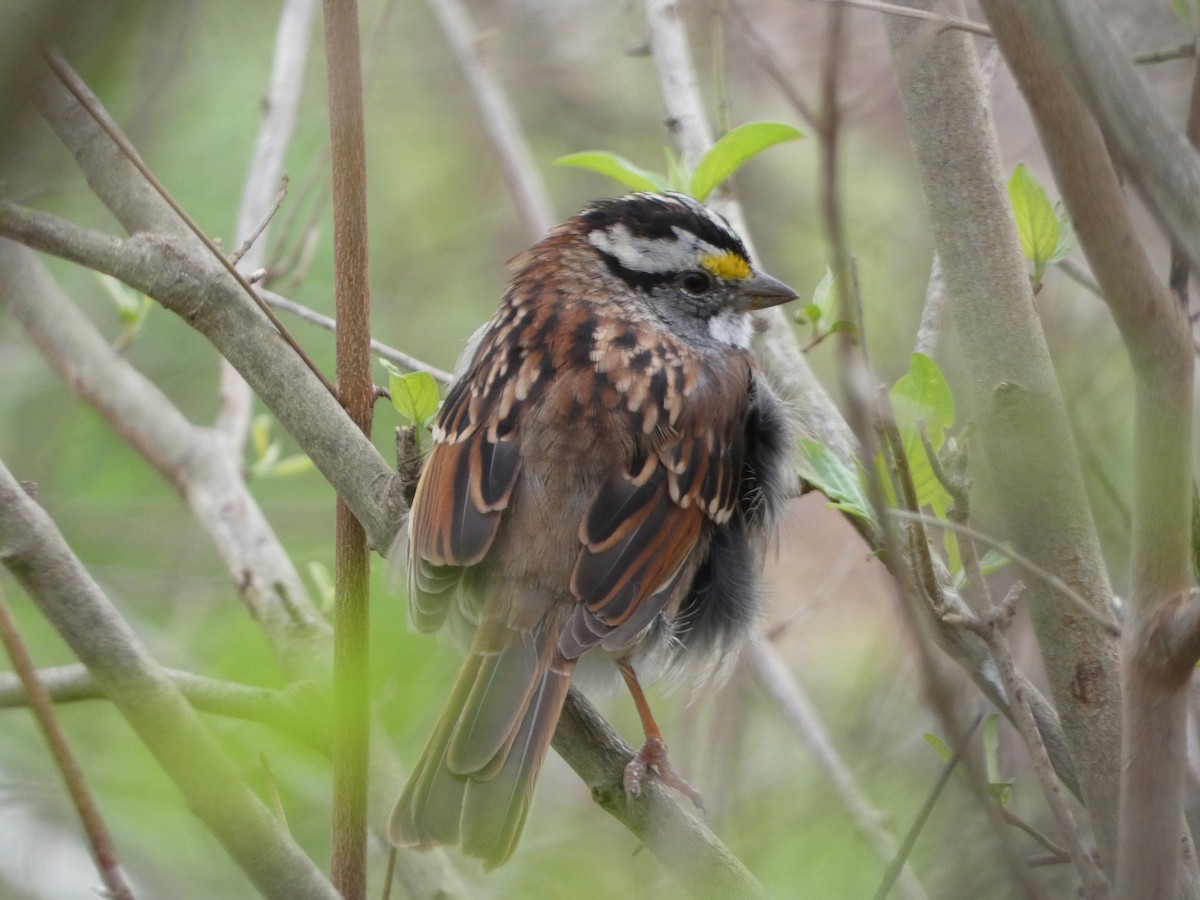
(707, 308), (754, 349)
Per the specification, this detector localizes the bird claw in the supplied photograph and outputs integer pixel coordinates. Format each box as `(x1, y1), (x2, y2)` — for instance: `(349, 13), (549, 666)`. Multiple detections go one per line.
(623, 736), (706, 814)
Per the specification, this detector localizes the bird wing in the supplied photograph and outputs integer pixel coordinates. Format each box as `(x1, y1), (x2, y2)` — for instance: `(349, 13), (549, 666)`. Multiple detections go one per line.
(407, 360), (523, 632)
(562, 408), (747, 658)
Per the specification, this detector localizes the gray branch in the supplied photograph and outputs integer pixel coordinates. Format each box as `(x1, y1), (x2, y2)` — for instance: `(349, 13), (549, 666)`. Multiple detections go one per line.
(884, 0), (1122, 872)
(0, 462), (340, 900)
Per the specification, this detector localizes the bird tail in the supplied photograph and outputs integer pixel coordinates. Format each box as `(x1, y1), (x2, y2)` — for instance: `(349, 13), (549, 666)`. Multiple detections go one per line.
(389, 615), (575, 869)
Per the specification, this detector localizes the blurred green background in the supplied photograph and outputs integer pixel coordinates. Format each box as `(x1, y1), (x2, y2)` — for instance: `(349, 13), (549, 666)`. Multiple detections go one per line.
(1, 0), (1185, 897)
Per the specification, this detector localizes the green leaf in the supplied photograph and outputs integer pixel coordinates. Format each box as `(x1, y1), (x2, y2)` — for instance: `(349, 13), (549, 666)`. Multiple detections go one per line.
(796, 439), (874, 524)
(95, 272), (142, 321)
(891, 353), (955, 516)
(924, 732), (952, 762)
(307, 561), (335, 613)
(664, 147), (691, 194)
(389, 369), (441, 428)
(810, 267), (836, 327)
(983, 715), (1001, 784)
(689, 121), (804, 201)
(978, 547), (1012, 575)
(554, 152), (668, 193)
(268, 455), (315, 478)
(1008, 163), (1060, 280)
(1048, 201), (1076, 267)
(251, 414), (272, 459)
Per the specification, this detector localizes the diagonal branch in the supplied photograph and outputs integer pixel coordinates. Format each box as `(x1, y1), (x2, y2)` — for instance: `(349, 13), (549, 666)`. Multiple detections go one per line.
(0, 462), (340, 900)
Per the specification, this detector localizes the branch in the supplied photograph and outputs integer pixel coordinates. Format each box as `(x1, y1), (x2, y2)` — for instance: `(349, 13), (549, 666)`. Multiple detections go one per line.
(0, 239), (333, 679)
(0, 463), (340, 900)
(0, 589), (135, 900)
(554, 690), (770, 900)
(0, 663), (329, 750)
(979, 3), (1199, 894)
(263, 289), (454, 384)
(1008, 1), (1200, 279)
(425, 0), (554, 238)
(883, 0), (1122, 871)
(0, 204), (406, 553)
(220, 0), (320, 446)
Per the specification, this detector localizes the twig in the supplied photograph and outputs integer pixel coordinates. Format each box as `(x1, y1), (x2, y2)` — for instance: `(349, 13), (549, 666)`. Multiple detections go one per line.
(979, 602), (1108, 898)
(425, 0), (554, 239)
(748, 639), (930, 900)
(221, 0), (319, 450)
(0, 663), (329, 749)
(812, 0), (991, 37)
(0, 587), (136, 900)
(262, 289), (454, 385)
(889, 509), (1118, 635)
(40, 48), (338, 399)
(1134, 42), (1196, 66)
(232, 177), (290, 266)
(0, 206), (407, 553)
(873, 715), (982, 900)
(726, 0), (819, 129)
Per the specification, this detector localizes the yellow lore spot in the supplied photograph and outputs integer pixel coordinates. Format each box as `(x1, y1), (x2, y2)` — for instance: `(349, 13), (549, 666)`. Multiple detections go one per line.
(699, 251), (751, 281)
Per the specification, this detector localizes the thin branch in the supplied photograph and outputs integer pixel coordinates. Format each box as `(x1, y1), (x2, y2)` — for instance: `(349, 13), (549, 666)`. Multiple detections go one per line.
(811, 0), (991, 37)
(425, 0), (554, 238)
(980, 606), (1107, 898)
(748, 639), (929, 900)
(889, 509), (1117, 635)
(872, 716), (981, 900)
(0, 462), (340, 900)
(263, 289), (454, 385)
(0, 588), (136, 900)
(0, 663), (329, 750)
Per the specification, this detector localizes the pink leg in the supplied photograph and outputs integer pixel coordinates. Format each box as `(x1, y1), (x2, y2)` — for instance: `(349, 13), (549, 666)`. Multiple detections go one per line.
(617, 659), (705, 813)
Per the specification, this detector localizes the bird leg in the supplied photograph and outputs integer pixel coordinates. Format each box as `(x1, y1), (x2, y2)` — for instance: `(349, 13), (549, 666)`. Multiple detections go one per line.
(617, 659), (705, 813)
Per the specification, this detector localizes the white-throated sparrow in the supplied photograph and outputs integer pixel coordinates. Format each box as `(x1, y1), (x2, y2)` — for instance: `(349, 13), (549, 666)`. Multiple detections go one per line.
(390, 192), (796, 868)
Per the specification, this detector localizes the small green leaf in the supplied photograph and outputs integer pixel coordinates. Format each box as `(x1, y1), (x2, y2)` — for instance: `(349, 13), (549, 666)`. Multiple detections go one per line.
(251, 414), (272, 459)
(307, 561), (335, 613)
(389, 369), (441, 428)
(689, 121), (804, 201)
(983, 715), (1001, 784)
(891, 354), (955, 516)
(987, 782), (1015, 807)
(269, 455), (315, 478)
(796, 439), (874, 523)
(555, 152), (668, 193)
(95, 272), (141, 320)
(1008, 163), (1060, 280)
(978, 547), (1012, 575)
(892, 354), (955, 446)
(924, 732), (952, 762)
(1048, 201), (1076, 267)
(810, 267), (836, 326)
(664, 147), (691, 194)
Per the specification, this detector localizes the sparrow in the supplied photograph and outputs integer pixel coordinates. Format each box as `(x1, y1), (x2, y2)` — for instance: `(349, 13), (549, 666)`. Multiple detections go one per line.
(389, 191), (796, 868)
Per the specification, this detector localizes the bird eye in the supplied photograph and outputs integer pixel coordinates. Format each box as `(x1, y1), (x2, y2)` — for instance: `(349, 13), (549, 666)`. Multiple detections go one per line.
(679, 270), (713, 296)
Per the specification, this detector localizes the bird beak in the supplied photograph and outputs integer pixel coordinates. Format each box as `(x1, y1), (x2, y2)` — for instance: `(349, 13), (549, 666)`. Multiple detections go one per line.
(735, 271), (799, 311)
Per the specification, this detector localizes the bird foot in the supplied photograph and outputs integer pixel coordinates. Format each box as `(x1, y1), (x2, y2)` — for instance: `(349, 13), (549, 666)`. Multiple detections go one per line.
(623, 735), (706, 814)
